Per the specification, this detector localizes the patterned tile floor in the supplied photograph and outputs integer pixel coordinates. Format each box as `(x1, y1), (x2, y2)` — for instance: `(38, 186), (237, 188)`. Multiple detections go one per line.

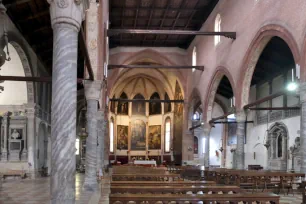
(0, 173), (303, 204)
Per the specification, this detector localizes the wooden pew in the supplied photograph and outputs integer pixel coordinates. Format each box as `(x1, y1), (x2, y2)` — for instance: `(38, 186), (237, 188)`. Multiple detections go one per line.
(1, 170), (26, 179)
(112, 173), (182, 181)
(110, 193), (280, 204)
(111, 180), (216, 186)
(111, 185), (242, 194)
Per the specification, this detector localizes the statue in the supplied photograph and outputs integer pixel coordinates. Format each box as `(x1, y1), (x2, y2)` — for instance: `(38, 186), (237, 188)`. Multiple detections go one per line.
(11, 129), (21, 139)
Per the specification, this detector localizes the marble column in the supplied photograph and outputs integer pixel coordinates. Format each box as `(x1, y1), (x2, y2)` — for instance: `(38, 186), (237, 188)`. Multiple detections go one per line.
(300, 82), (306, 173)
(96, 111), (106, 177)
(236, 110), (246, 170)
(83, 80), (102, 191)
(203, 124), (211, 167)
(48, 0), (88, 203)
(25, 103), (36, 171)
(1, 113), (9, 161)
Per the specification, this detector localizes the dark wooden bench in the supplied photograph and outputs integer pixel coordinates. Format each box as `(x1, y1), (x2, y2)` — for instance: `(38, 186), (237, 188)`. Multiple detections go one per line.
(111, 180), (216, 186)
(110, 193), (280, 204)
(111, 185), (242, 194)
(248, 165), (263, 170)
(112, 173), (182, 181)
(1, 170), (26, 179)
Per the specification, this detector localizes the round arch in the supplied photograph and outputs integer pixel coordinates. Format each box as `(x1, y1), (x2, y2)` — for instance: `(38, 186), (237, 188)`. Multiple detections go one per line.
(237, 24), (300, 109)
(203, 66), (236, 122)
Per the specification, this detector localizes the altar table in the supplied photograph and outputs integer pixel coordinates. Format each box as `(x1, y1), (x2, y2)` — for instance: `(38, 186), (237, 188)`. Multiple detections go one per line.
(133, 160), (157, 167)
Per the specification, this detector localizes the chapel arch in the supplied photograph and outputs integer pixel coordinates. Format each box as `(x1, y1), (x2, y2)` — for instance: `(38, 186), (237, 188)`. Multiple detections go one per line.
(238, 24), (300, 108)
(204, 67), (235, 122)
(0, 42), (35, 105)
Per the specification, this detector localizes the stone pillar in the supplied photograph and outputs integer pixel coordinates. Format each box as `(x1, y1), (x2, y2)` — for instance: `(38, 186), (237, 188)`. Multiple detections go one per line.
(1, 113), (9, 161)
(203, 124), (211, 167)
(48, 0), (88, 203)
(236, 110), (246, 170)
(83, 80), (102, 191)
(25, 103), (36, 170)
(96, 111), (106, 177)
(300, 82), (306, 173)
(182, 103), (193, 163)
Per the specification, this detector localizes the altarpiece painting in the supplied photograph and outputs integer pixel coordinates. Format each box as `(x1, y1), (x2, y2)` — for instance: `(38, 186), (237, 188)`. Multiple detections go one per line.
(149, 125), (161, 149)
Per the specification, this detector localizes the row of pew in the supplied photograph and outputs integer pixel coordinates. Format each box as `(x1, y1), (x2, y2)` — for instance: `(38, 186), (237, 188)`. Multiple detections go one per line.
(109, 166), (281, 204)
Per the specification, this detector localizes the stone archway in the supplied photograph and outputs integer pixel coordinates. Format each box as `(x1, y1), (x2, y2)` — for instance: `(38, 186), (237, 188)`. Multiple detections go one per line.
(267, 122), (289, 171)
(204, 67), (235, 122)
(238, 24), (300, 109)
(9, 42), (35, 103)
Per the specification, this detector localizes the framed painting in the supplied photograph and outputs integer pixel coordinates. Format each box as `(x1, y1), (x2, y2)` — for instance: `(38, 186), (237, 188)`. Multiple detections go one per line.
(149, 125), (161, 149)
(131, 120), (146, 150)
(117, 125), (128, 150)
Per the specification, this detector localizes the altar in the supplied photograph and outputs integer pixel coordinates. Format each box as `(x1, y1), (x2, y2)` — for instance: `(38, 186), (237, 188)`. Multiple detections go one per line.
(134, 160), (157, 167)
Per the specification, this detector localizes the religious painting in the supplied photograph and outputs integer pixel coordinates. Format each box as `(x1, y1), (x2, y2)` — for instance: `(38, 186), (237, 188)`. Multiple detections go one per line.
(149, 92), (161, 115)
(131, 120), (146, 150)
(132, 94), (146, 115)
(117, 92), (128, 115)
(117, 125), (128, 150)
(10, 129), (22, 140)
(148, 125), (161, 149)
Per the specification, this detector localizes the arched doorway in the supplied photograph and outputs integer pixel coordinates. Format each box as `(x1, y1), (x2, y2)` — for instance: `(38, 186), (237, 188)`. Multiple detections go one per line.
(267, 122), (288, 171)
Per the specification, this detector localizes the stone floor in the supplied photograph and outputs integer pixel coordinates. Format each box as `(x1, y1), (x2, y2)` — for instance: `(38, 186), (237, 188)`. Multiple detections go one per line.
(0, 173), (303, 204)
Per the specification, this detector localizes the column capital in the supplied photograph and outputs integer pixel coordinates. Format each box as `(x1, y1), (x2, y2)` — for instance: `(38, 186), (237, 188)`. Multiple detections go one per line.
(300, 82), (306, 103)
(84, 80), (102, 101)
(24, 103), (36, 118)
(47, 0), (89, 31)
(235, 110), (247, 122)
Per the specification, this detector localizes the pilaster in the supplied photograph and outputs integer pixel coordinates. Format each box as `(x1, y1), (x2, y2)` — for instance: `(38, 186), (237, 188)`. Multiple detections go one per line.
(203, 123), (212, 168)
(25, 103), (36, 170)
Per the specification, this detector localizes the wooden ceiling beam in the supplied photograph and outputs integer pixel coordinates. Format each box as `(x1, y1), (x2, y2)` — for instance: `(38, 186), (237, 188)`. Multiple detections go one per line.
(110, 99), (184, 103)
(4, 0), (31, 8)
(111, 16), (203, 22)
(0, 75), (84, 84)
(108, 64), (204, 71)
(108, 29), (236, 39)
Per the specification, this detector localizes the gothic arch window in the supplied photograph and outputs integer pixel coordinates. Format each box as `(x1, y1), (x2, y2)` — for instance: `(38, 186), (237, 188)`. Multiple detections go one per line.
(194, 136), (199, 154)
(132, 94), (146, 115)
(149, 92), (161, 115)
(164, 92), (171, 113)
(117, 92), (128, 115)
(214, 14), (221, 46)
(165, 118), (171, 153)
(192, 46), (197, 72)
(110, 118), (114, 153)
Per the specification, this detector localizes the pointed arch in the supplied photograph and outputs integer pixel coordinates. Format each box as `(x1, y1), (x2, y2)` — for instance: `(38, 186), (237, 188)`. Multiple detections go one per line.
(117, 92), (128, 115)
(149, 92), (161, 115)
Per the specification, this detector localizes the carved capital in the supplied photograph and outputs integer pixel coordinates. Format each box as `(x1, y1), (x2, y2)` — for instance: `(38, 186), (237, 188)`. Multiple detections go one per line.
(300, 82), (306, 103)
(235, 110), (246, 122)
(25, 103), (36, 118)
(48, 0), (89, 31)
(84, 80), (102, 101)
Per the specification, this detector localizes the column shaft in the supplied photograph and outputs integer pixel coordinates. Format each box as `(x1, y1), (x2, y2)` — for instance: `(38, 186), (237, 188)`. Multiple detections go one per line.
(26, 105), (36, 170)
(203, 125), (211, 167)
(83, 100), (98, 190)
(300, 83), (306, 173)
(51, 25), (78, 204)
(236, 111), (246, 170)
(97, 111), (106, 177)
